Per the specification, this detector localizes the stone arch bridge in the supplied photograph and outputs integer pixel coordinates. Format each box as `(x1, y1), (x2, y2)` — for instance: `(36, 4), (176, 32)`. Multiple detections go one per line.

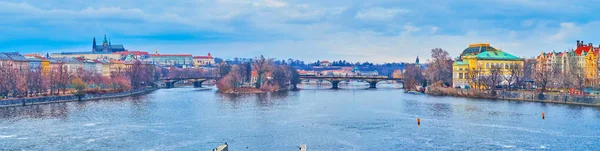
(161, 76), (219, 88)
(299, 75), (403, 89)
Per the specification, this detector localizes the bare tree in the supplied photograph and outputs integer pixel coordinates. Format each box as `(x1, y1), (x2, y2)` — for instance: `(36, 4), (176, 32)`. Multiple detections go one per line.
(424, 48), (453, 87)
(504, 64), (523, 91)
(252, 55), (274, 88)
(403, 64), (423, 91)
(467, 66), (484, 89)
(486, 65), (502, 95)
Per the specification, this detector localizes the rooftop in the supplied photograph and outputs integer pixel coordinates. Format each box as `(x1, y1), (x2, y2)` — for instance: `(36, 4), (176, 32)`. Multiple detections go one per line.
(475, 50), (521, 60)
(151, 54), (192, 57)
(461, 43), (499, 56)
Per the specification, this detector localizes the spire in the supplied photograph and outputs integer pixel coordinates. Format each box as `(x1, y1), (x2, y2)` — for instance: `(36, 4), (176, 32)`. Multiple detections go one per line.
(103, 34), (108, 44)
(92, 37), (97, 51)
(415, 56), (420, 64)
(109, 38), (111, 46)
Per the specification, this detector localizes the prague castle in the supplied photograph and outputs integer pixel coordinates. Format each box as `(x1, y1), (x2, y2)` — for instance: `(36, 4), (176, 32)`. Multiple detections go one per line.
(92, 35), (126, 53)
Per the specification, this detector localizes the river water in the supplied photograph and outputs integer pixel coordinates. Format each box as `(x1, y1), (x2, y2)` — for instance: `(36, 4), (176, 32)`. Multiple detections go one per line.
(0, 83), (599, 150)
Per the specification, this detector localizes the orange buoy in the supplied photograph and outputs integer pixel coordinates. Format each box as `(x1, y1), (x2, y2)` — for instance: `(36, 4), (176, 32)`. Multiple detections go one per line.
(542, 112), (545, 119)
(417, 118), (420, 126)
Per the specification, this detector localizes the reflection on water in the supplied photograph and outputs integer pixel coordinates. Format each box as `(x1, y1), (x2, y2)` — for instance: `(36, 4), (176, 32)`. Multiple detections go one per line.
(0, 87), (599, 150)
(0, 103), (69, 120)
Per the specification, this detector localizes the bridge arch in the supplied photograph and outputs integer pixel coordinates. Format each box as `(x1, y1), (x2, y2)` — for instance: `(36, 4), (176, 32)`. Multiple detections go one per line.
(298, 75), (403, 89)
(161, 76), (218, 88)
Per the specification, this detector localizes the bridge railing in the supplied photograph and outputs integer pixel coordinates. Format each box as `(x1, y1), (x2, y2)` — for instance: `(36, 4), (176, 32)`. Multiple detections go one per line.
(300, 75), (392, 79)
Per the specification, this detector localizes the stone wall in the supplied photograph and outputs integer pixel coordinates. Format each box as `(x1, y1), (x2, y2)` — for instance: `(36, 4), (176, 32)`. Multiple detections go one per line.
(427, 87), (600, 106)
(0, 88), (156, 107)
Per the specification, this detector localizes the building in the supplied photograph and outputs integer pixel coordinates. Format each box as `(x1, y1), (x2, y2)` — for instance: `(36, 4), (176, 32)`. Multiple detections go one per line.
(452, 43), (524, 89)
(1, 52), (29, 72)
(51, 52), (122, 60)
(113, 51), (150, 61)
(62, 58), (83, 74)
(150, 53), (193, 68)
(193, 53), (215, 67)
(392, 69), (403, 79)
(24, 54), (50, 75)
(109, 60), (126, 75)
(92, 35), (126, 52)
(96, 60), (112, 77)
(26, 57), (43, 71)
(320, 61), (331, 66)
(536, 40), (600, 87)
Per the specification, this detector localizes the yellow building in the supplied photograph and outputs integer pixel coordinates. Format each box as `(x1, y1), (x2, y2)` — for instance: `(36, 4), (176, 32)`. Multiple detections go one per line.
(452, 43), (524, 89)
(109, 60), (126, 76)
(193, 53), (215, 68)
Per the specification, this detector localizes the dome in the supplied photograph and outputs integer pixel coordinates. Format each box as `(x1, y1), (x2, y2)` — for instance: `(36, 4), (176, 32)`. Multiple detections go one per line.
(461, 43), (498, 56)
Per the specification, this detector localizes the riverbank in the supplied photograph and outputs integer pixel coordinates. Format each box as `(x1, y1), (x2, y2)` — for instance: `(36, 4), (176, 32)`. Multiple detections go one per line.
(425, 87), (600, 107)
(0, 88), (158, 108)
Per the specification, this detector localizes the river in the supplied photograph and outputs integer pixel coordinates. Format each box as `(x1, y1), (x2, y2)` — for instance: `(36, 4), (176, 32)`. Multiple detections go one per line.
(0, 83), (599, 150)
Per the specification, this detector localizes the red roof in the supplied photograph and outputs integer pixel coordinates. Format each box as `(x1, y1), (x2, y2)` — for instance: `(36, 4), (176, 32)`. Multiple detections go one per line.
(193, 53), (213, 59)
(150, 54), (192, 57)
(321, 61), (330, 63)
(574, 46), (592, 56)
(113, 51), (150, 55)
(193, 56), (213, 59)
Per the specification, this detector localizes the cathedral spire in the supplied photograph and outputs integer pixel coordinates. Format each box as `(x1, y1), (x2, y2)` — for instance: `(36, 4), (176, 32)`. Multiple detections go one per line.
(92, 37), (97, 52)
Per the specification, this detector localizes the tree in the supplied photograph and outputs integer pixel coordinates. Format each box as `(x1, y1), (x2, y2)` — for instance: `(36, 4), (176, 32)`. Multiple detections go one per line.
(504, 64), (523, 91)
(217, 62), (231, 79)
(486, 65), (502, 95)
(27, 67), (43, 97)
(289, 66), (301, 90)
(252, 55), (274, 88)
(271, 65), (292, 90)
(534, 57), (550, 93)
(71, 77), (87, 100)
(424, 48), (453, 86)
(403, 64), (423, 91)
(468, 66), (484, 89)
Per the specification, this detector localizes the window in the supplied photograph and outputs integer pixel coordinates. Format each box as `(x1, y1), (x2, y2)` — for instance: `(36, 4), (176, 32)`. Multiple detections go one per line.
(459, 73), (463, 79)
(486, 63), (489, 68)
(505, 64), (508, 69)
(465, 73), (469, 78)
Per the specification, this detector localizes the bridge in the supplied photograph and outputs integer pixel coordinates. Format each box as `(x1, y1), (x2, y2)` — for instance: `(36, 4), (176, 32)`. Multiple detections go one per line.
(299, 75), (403, 89)
(160, 76), (219, 88)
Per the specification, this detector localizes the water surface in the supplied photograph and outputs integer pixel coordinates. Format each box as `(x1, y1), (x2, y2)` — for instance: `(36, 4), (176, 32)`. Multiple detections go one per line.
(0, 85), (599, 150)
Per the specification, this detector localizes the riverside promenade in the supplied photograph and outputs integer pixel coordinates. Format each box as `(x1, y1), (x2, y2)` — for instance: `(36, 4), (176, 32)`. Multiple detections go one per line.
(0, 88), (158, 108)
(426, 87), (600, 106)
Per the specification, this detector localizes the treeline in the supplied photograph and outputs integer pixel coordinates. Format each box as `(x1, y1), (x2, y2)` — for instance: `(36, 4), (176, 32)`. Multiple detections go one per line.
(215, 55), (300, 93)
(215, 57), (414, 76)
(0, 61), (155, 99)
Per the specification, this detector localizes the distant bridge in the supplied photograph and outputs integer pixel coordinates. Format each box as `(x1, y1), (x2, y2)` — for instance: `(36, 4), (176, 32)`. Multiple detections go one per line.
(299, 75), (403, 89)
(160, 76), (219, 88)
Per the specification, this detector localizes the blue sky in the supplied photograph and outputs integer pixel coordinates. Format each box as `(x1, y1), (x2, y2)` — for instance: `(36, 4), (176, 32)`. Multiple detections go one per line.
(1, 0), (599, 63)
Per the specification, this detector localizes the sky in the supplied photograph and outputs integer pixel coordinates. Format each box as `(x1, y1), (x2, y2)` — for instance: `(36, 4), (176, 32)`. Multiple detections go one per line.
(1, 0), (599, 63)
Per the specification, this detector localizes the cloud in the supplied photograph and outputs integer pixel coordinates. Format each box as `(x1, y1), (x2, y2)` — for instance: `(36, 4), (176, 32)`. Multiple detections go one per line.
(1, 0), (600, 63)
(355, 7), (409, 21)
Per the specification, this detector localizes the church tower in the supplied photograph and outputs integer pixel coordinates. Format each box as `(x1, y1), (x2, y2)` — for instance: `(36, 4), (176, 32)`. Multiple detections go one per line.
(92, 37), (97, 52)
(102, 34), (109, 52)
(415, 56), (420, 68)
